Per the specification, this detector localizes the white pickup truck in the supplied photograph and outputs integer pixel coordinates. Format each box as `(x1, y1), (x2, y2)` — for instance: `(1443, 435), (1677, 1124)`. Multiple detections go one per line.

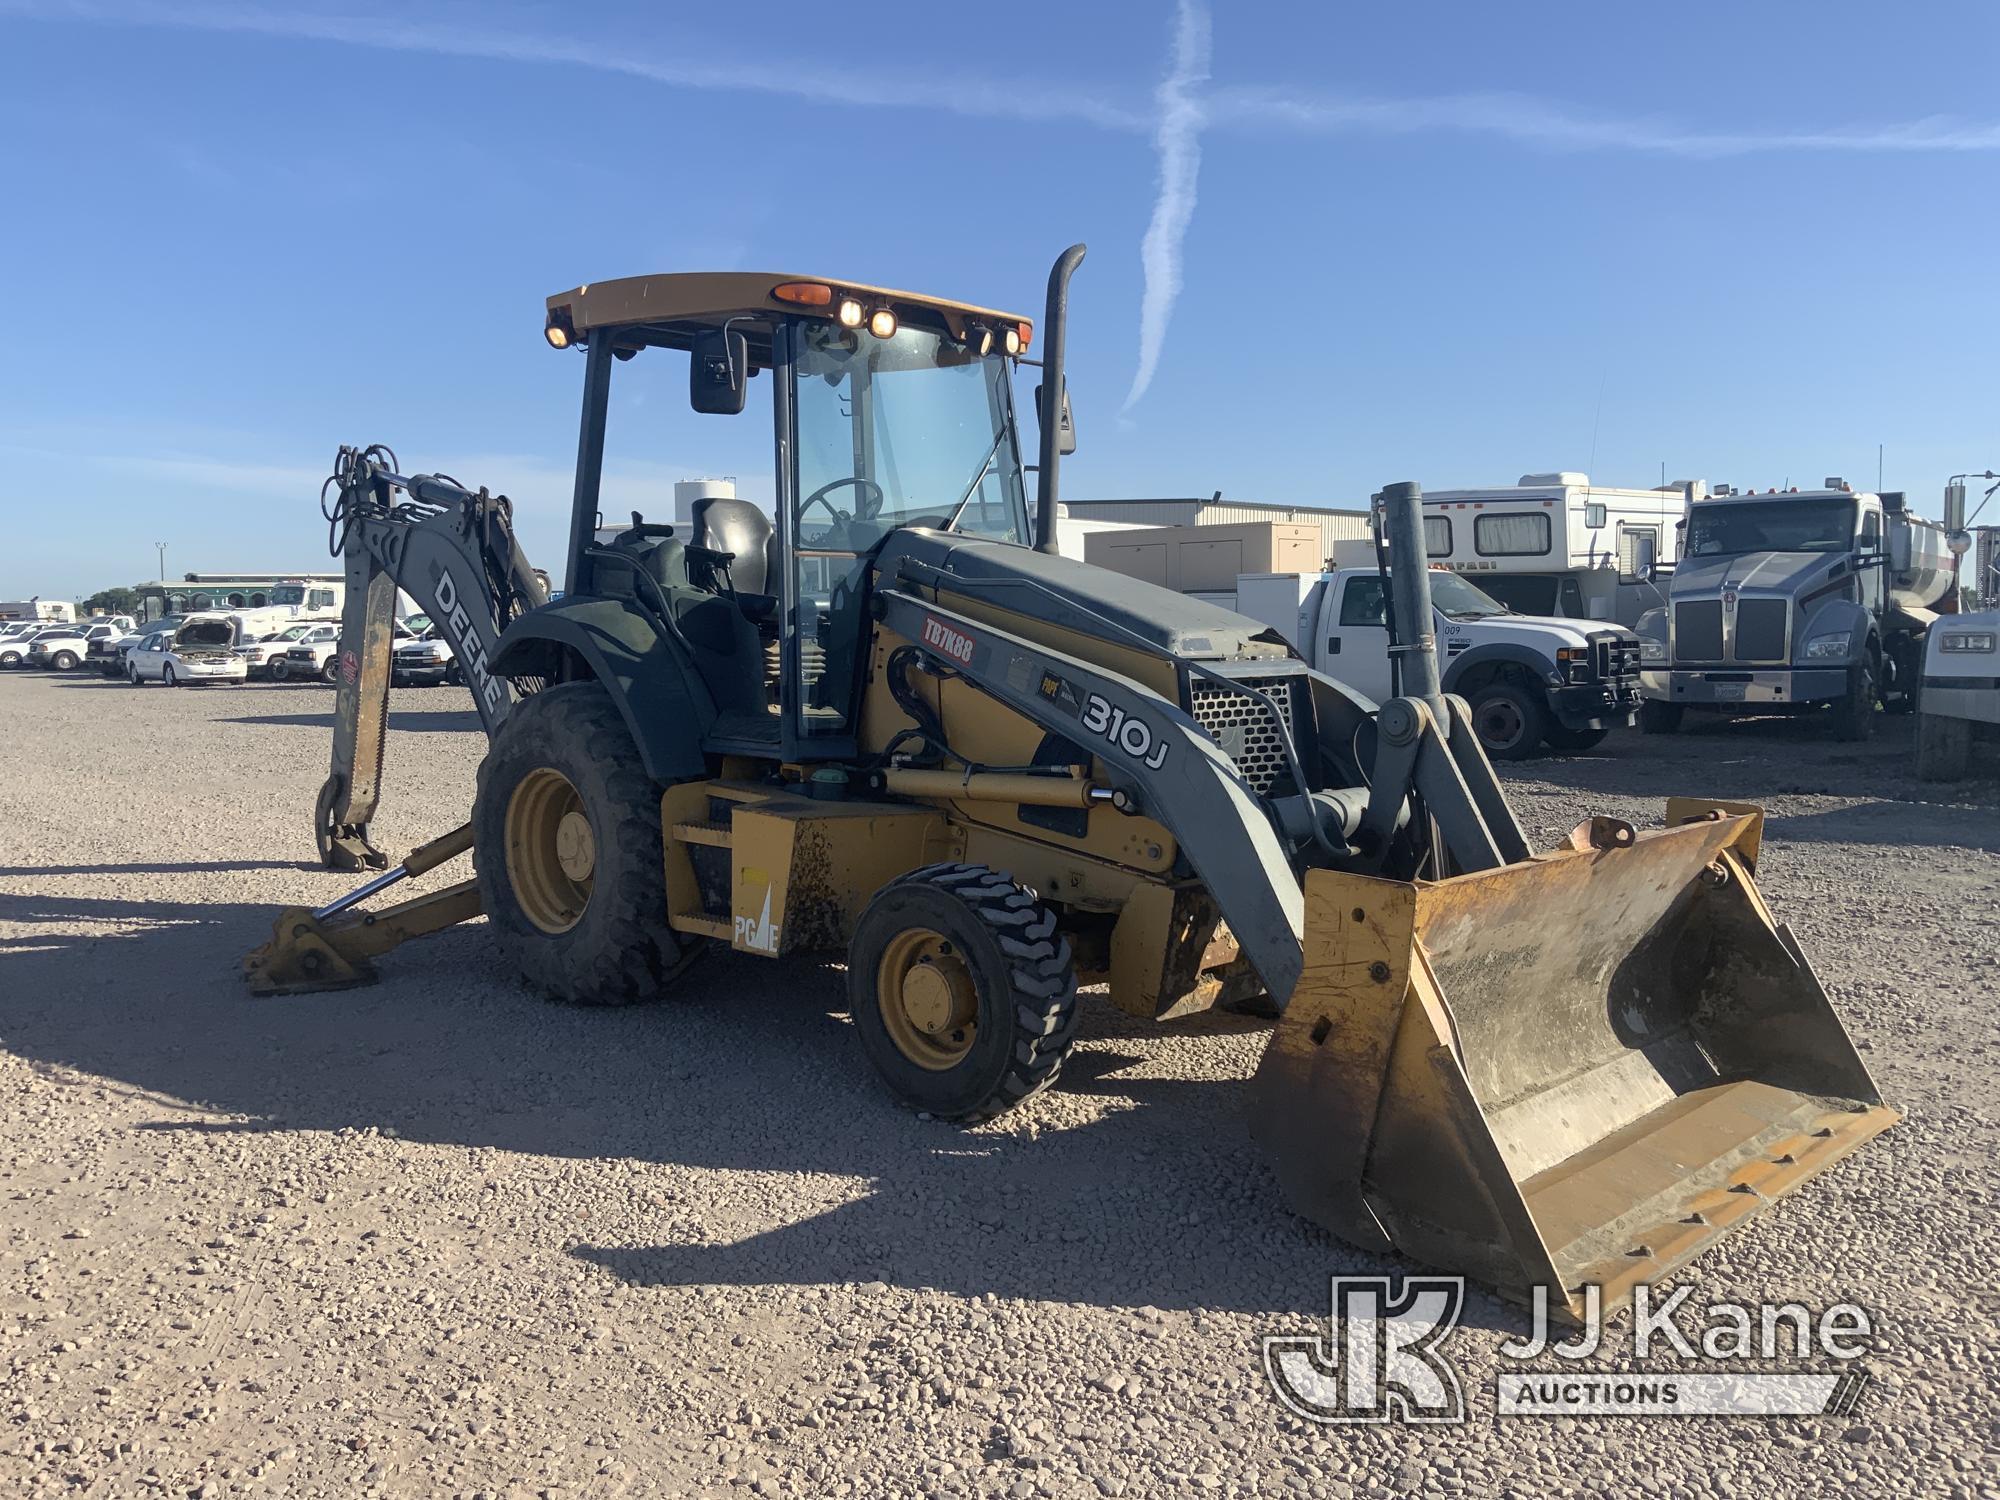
(1233, 567), (1645, 758)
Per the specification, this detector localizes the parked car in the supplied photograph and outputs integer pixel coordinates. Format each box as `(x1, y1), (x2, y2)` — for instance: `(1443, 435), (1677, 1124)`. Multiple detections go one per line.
(272, 623), (342, 682)
(30, 620), (126, 671)
(391, 627), (461, 686)
(126, 618), (249, 686)
(276, 621), (414, 684)
(0, 625), (68, 667)
(238, 621), (331, 679)
(25, 627), (90, 671)
(84, 623), (131, 671)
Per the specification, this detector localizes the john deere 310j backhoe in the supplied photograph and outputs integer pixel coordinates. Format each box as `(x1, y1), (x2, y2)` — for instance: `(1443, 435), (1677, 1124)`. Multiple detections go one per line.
(246, 246), (1894, 1318)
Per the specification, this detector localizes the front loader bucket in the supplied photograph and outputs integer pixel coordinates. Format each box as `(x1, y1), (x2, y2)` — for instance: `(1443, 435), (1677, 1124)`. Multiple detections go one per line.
(1252, 807), (1896, 1320)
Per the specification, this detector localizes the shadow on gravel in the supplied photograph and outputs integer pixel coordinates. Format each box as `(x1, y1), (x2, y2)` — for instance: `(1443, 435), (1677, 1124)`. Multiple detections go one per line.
(218, 710), (484, 733)
(0, 859), (310, 876)
(1761, 799), (2000, 854)
(0, 890), (1428, 1319)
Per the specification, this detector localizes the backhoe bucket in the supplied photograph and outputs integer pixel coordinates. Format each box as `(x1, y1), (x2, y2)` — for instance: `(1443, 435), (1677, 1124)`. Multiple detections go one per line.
(1252, 806), (1895, 1321)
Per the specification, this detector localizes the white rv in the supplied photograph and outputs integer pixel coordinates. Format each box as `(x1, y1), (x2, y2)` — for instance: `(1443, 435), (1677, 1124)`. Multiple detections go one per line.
(1419, 473), (1695, 626)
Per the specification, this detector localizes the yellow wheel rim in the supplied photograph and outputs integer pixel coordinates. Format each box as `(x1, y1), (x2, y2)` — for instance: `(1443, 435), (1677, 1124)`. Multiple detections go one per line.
(506, 767), (594, 935)
(876, 926), (979, 1071)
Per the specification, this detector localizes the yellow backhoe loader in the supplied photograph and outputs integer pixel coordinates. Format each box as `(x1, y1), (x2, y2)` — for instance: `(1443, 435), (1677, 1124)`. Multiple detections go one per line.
(246, 248), (1894, 1318)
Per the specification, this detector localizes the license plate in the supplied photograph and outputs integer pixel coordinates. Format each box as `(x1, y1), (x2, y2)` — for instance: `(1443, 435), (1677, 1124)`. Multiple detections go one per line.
(1711, 683), (1747, 702)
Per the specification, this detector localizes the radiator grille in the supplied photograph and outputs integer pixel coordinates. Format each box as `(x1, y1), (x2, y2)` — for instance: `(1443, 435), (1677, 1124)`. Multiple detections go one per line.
(1675, 601), (1724, 662)
(1734, 600), (1788, 662)
(1190, 677), (1295, 794)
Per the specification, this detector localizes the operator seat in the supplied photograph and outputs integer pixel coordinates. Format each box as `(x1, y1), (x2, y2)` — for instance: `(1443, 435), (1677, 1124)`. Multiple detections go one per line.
(676, 497), (774, 717)
(690, 498), (773, 604)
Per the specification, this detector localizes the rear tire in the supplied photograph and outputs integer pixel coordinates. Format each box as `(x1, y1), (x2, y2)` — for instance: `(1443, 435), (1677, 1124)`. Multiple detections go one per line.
(1829, 655), (1876, 742)
(473, 682), (686, 1006)
(848, 864), (1078, 1122)
(1639, 699), (1683, 735)
(1466, 680), (1548, 761)
(1916, 710), (1971, 781)
(1542, 722), (1611, 753)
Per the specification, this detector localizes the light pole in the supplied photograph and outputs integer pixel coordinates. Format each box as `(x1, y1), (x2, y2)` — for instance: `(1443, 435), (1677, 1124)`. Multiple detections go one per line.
(154, 541), (168, 582)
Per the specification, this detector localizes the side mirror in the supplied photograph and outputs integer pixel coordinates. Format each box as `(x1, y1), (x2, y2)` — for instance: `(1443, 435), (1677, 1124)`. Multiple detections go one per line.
(1037, 382), (1076, 457)
(689, 329), (748, 415)
(1584, 502), (1607, 529)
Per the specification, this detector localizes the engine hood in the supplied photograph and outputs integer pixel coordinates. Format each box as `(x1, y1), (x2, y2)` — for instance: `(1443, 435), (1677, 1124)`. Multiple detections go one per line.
(1467, 613), (1625, 649)
(875, 530), (1292, 661)
(175, 618), (240, 651)
(1672, 551), (1841, 599)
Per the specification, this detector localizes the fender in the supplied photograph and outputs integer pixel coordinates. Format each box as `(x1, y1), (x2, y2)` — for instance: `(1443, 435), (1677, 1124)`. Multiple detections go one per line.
(490, 598), (714, 783)
(1795, 598), (1872, 661)
(1440, 641), (1558, 695)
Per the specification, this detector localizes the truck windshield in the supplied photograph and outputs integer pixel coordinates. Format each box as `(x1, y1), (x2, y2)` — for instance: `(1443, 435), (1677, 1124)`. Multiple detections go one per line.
(1687, 499), (1854, 557)
(792, 321), (1028, 551)
(1427, 571), (1512, 619)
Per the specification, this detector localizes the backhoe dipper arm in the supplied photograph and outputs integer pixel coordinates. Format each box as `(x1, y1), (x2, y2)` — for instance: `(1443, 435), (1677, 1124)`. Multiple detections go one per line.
(318, 446), (548, 870)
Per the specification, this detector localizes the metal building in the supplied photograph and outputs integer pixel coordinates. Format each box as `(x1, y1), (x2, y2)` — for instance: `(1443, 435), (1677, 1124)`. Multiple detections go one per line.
(1058, 497), (1371, 565)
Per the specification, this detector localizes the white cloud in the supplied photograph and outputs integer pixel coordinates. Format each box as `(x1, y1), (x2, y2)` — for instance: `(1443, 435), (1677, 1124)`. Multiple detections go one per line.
(1207, 86), (2000, 158)
(1122, 0), (1210, 413)
(4, 1), (1149, 132)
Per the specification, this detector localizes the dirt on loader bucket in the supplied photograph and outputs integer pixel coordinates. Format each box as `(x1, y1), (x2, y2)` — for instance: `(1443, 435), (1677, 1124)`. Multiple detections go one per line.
(1252, 803), (1896, 1321)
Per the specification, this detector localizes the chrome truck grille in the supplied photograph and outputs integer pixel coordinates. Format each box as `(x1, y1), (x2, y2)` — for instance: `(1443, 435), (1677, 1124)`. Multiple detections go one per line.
(1190, 675), (1297, 794)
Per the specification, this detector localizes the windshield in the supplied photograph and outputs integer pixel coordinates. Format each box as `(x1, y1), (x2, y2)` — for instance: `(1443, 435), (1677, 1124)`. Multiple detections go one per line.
(271, 585), (306, 606)
(792, 321), (1028, 550)
(1687, 499), (1854, 557)
(1427, 571), (1512, 618)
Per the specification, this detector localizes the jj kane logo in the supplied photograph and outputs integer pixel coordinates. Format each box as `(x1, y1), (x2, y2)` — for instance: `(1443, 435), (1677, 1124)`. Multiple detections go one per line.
(1262, 1278), (1879, 1425)
(1263, 1277), (1466, 1425)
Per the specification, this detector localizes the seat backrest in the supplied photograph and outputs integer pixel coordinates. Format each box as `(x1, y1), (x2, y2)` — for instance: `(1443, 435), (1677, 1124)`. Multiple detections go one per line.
(691, 498), (774, 597)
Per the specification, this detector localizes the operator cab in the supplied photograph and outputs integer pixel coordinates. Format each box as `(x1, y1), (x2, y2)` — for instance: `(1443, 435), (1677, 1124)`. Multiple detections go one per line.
(544, 273), (1038, 761)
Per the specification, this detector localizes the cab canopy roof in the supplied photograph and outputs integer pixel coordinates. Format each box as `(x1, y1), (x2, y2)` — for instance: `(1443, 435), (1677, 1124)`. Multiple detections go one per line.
(544, 273), (1032, 365)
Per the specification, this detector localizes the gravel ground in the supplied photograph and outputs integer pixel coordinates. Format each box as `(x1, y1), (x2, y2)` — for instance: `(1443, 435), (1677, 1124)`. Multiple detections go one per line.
(2, 671), (1996, 1499)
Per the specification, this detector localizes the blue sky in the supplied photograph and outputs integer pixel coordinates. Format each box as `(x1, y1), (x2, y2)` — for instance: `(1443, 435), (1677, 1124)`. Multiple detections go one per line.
(2, 1), (1997, 600)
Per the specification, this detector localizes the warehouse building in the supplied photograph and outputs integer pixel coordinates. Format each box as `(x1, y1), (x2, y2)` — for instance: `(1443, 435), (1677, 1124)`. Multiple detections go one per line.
(1058, 496), (1371, 564)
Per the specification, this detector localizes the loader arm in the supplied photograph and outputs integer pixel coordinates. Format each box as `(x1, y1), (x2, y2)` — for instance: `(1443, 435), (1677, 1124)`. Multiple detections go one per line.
(318, 446), (548, 870)
(875, 585), (1311, 1003)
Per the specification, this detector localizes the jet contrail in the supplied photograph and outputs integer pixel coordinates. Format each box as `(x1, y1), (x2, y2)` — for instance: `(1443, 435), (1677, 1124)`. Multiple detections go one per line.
(1123, 0), (1211, 413)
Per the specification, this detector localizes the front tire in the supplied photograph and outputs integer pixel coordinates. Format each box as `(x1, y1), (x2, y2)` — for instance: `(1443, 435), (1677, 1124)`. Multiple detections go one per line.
(1466, 680), (1548, 761)
(270, 659), (291, 682)
(319, 658), (339, 685)
(1542, 722), (1611, 753)
(162, 664), (177, 687)
(51, 650), (77, 671)
(1639, 699), (1683, 735)
(127, 662), (143, 686)
(1829, 655), (1877, 742)
(473, 682), (686, 1005)
(848, 864), (1078, 1122)
(1916, 710), (1972, 781)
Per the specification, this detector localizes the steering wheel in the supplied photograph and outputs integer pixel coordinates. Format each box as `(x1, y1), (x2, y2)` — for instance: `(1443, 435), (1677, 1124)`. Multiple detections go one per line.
(799, 477), (886, 539)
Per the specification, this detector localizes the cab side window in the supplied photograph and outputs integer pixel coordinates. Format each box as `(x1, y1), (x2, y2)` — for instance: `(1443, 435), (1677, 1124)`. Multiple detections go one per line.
(1340, 577), (1389, 627)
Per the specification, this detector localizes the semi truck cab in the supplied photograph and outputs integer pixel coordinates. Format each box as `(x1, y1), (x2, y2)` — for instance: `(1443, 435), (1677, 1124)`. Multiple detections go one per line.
(1636, 484), (1951, 740)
